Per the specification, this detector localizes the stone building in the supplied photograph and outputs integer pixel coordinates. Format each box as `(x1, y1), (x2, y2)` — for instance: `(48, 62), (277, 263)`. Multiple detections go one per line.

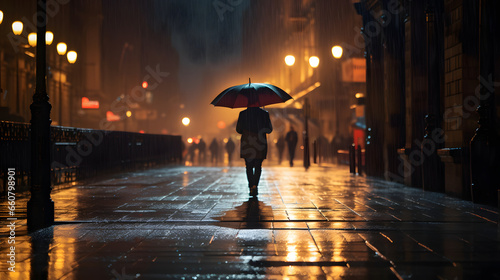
(355, 0), (500, 205)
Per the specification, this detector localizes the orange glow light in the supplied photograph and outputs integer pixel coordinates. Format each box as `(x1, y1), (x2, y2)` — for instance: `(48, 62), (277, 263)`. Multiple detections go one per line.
(217, 120), (226, 129)
(142, 81), (148, 89)
(106, 111), (121, 122)
(81, 97), (99, 109)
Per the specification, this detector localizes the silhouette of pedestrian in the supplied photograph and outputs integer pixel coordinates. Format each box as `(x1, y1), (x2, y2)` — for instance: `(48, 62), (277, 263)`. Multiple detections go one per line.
(187, 143), (196, 164)
(209, 138), (219, 165)
(198, 138), (207, 164)
(285, 126), (298, 167)
(276, 135), (285, 165)
(236, 106), (273, 196)
(225, 137), (235, 166)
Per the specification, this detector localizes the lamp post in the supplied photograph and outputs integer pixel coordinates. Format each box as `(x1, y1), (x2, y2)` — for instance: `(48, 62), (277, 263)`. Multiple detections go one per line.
(12, 21), (23, 115)
(28, 0), (54, 232)
(303, 97), (310, 169)
(26, 31), (60, 124)
(56, 43), (67, 125)
(0, 10), (4, 95)
(302, 57), (319, 169)
(66, 50), (77, 126)
(331, 45), (343, 160)
(284, 55), (295, 93)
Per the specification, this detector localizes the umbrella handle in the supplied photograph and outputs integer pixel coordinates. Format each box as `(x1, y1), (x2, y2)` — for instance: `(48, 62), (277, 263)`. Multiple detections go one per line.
(249, 78), (251, 85)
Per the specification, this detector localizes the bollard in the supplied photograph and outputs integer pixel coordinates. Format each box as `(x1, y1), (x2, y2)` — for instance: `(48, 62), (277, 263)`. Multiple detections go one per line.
(349, 144), (356, 174)
(357, 145), (362, 175)
(313, 140), (317, 164)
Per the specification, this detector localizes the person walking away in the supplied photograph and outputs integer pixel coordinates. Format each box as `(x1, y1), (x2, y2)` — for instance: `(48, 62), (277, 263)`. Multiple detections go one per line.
(236, 106), (273, 196)
(209, 138), (219, 165)
(198, 138), (207, 164)
(276, 135), (285, 165)
(285, 126), (298, 167)
(187, 143), (197, 165)
(225, 137), (236, 166)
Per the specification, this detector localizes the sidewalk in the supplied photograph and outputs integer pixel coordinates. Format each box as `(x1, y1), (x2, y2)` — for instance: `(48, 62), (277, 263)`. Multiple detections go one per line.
(1, 165), (499, 279)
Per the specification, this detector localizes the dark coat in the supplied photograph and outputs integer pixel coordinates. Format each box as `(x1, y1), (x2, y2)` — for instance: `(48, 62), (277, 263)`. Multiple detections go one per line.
(236, 107), (273, 159)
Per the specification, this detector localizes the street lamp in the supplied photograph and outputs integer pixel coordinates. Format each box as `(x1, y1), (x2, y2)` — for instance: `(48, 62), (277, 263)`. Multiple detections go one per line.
(28, 33), (37, 47)
(182, 117), (190, 126)
(12, 21), (23, 114)
(12, 21), (23, 35)
(57, 42), (67, 55)
(0, 10), (3, 24)
(331, 45), (344, 157)
(309, 56), (320, 68)
(45, 31), (54, 45)
(27, 32), (57, 47)
(332, 45), (343, 59)
(56, 42), (67, 125)
(67, 50), (77, 64)
(285, 55), (295, 93)
(285, 55), (295, 66)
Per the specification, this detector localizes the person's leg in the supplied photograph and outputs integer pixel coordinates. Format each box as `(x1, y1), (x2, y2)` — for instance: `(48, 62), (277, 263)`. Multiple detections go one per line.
(253, 159), (263, 187)
(245, 158), (255, 188)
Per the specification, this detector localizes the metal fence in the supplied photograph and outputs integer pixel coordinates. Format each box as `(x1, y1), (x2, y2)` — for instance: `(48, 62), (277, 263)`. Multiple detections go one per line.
(1, 121), (183, 194)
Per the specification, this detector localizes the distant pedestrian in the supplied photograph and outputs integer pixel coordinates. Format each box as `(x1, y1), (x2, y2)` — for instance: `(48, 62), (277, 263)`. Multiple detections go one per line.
(197, 138), (207, 164)
(225, 137), (235, 166)
(187, 143), (197, 164)
(285, 126), (298, 167)
(318, 135), (329, 162)
(209, 138), (219, 165)
(236, 106), (273, 196)
(276, 135), (285, 164)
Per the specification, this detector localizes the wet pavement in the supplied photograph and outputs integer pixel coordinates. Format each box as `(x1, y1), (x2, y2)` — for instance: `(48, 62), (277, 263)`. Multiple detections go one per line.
(1, 164), (499, 279)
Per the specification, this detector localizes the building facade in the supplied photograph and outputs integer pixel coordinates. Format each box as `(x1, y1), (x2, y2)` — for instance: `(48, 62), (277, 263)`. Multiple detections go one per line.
(355, 0), (500, 205)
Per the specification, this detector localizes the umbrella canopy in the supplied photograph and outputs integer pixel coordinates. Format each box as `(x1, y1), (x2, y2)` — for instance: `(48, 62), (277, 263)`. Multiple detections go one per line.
(211, 79), (292, 108)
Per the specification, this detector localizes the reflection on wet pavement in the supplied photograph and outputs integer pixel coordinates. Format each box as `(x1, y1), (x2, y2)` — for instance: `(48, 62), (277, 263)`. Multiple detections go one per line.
(0, 165), (499, 279)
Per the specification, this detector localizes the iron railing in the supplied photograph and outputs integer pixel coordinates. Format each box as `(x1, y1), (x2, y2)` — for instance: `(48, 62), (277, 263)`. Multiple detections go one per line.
(1, 121), (183, 194)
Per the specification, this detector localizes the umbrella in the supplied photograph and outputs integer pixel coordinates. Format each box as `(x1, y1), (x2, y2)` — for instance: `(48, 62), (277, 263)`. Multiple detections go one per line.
(211, 78), (292, 108)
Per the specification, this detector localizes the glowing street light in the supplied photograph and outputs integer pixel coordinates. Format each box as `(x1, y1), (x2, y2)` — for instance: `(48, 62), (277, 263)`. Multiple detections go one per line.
(57, 42), (67, 56)
(126, 110), (132, 118)
(284, 55), (295, 66)
(12, 21), (23, 35)
(182, 117), (190, 126)
(56, 42), (67, 125)
(332, 45), (343, 59)
(28, 33), (37, 47)
(28, 32), (56, 47)
(309, 56), (320, 68)
(67, 50), (77, 64)
(45, 31), (54, 45)
(0, 10), (4, 25)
